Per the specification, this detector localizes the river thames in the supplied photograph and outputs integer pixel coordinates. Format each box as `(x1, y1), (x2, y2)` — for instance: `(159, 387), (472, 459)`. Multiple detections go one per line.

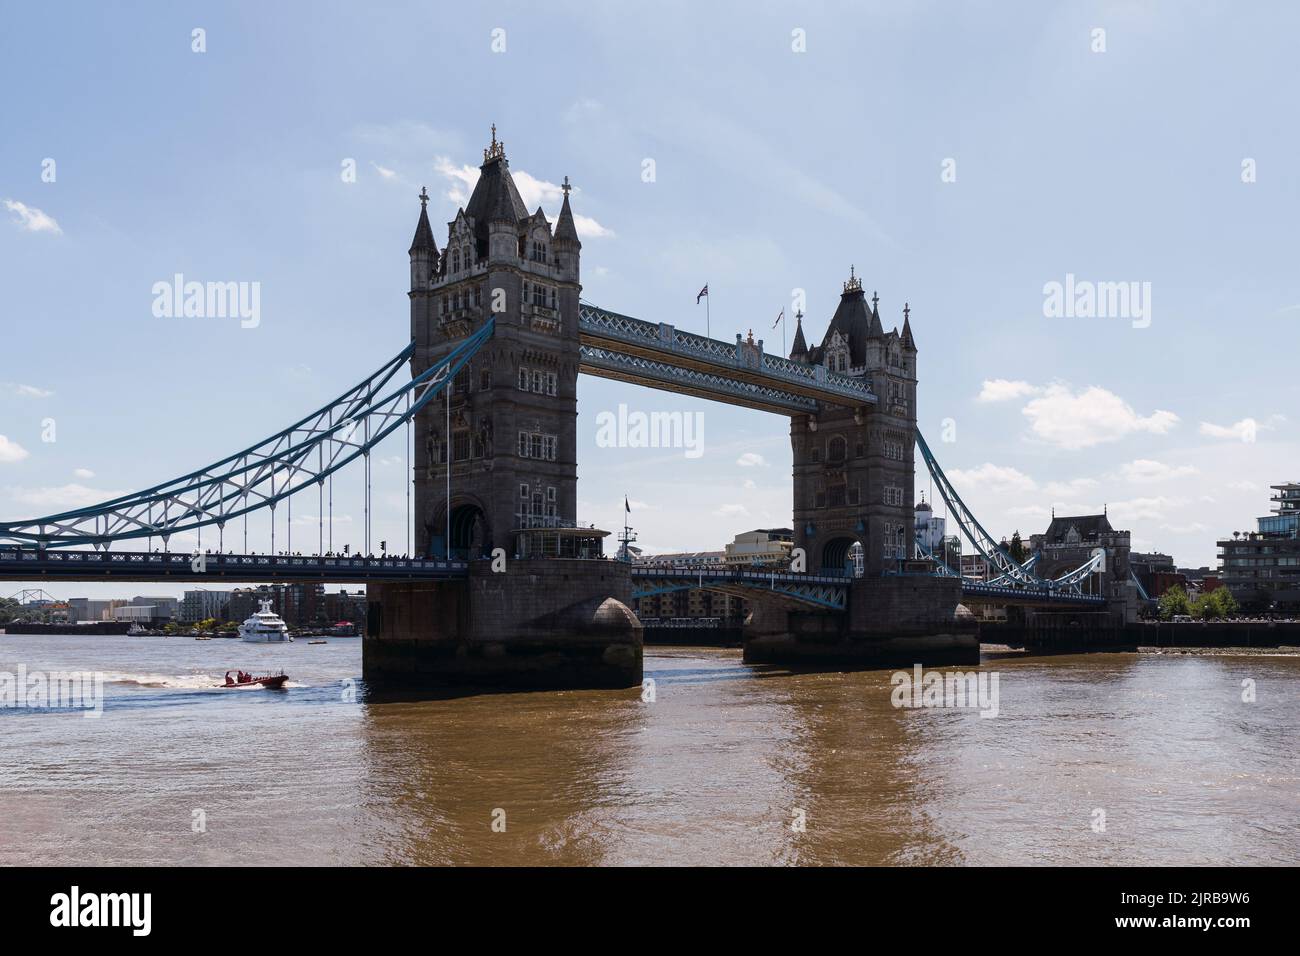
(1, 634), (1296, 866)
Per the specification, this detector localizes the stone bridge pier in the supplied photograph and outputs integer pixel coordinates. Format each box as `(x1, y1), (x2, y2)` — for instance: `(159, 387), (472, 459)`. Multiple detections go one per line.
(743, 575), (979, 667)
(365, 560), (642, 689)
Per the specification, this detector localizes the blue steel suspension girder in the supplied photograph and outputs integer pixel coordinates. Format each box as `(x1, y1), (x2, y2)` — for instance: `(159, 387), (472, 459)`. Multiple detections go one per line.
(915, 428), (1111, 593)
(0, 322), (494, 549)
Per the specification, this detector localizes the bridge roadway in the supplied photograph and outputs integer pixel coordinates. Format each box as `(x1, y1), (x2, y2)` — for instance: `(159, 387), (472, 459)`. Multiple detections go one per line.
(0, 548), (1107, 608)
(0, 548), (468, 584)
(631, 566), (1106, 610)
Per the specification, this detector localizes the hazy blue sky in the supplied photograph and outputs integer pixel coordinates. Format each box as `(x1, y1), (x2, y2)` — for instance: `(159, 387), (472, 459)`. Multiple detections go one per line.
(2, 1), (1297, 597)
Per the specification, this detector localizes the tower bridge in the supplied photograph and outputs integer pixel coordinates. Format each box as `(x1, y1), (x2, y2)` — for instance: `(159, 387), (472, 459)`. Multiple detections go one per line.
(0, 129), (1132, 689)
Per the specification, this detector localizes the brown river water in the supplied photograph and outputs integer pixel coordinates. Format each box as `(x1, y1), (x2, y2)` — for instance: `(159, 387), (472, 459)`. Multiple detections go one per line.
(1, 633), (1296, 865)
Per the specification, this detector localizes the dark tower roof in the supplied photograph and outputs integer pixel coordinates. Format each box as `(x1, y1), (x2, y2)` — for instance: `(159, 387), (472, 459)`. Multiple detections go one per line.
(789, 311), (808, 358)
(554, 176), (581, 245)
(409, 186), (438, 256)
(811, 266), (873, 366)
(463, 126), (528, 256)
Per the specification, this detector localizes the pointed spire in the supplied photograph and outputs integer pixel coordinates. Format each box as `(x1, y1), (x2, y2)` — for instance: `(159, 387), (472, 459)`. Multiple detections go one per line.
(842, 264), (862, 294)
(483, 123), (505, 164)
(867, 293), (884, 337)
(790, 309), (808, 358)
(554, 175), (580, 245)
(409, 185), (437, 255)
(901, 301), (915, 349)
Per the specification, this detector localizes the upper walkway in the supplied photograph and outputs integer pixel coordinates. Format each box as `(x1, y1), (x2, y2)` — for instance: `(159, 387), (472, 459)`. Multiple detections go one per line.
(578, 303), (877, 415)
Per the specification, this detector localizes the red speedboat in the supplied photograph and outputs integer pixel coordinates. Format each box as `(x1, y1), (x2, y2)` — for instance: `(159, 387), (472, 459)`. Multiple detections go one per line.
(219, 671), (289, 690)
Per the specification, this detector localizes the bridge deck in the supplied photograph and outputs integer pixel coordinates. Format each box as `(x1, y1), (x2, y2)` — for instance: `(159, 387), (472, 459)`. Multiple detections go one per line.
(0, 549), (469, 584)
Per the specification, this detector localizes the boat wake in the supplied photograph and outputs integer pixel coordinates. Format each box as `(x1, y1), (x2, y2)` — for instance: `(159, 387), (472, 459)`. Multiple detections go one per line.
(102, 672), (305, 691)
(101, 671), (219, 690)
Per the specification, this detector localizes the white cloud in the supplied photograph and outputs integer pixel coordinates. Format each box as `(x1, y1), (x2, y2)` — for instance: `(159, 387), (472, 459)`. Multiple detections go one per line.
(741, 478), (757, 490)
(5, 382), (53, 398)
(1198, 415), (1286, 442)
(370, 162), (397, 180)
(562, 99), (603, 124)
(1199, 418), (1256, 441)
(977, 379), (1040, 402)
(434, 158), (478, 204)
(947, 463), (1037, 494)
(714, 503), (749, 518)
(627, 499), (651, 511)
(1043, 477), (1099, 497)
(1119, 459), (1198, 483)
(1104, 495), (1191, 524)
(510, 169), (566, 208)
(0, 436), (30, 463)
(3, 199), (61, 234)
(6, 483), (128, 509)
(1007, 504), (1052, 519)
(1227, 480), (1259, 492)
(1160, 521), (1209, 534)
(1022, 384), (1179, 450)
(736, 452), (766, 467)
(433, 158), (613, 239)
(73, 468), (95, 480)
(290, 513), (353, 526)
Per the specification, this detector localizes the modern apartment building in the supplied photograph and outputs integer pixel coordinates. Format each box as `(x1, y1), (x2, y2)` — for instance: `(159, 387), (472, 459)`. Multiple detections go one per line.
(1217, 481), (1300, 609)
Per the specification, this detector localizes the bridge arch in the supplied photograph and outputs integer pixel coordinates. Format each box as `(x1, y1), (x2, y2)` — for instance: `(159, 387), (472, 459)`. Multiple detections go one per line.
(426, 494), (489, 559)
(822, 536), (865, 578)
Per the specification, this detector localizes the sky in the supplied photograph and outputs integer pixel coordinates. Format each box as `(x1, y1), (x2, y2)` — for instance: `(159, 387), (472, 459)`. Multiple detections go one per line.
(1, 1), (1297, 599)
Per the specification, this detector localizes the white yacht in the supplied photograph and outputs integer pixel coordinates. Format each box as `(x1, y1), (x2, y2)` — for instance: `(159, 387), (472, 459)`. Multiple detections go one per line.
(239, 599), (293, 643)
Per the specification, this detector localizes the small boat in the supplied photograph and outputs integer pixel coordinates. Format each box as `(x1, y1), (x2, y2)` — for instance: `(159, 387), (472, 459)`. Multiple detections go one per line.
(218, 671), (289, 690)
(308, 639), (327, 645)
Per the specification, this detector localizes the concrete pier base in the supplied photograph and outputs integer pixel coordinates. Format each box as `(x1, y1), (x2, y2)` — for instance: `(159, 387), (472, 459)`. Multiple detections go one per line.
(743, 575), (980, 668)
(363, 560), (643, 690)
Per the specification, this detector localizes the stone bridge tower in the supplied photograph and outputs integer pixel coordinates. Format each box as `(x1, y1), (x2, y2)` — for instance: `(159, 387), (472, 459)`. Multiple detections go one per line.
(408, 128), (584, 560)
(789, 268), (918, 576)
(745, 272), (975, 667)
(367, 129), (640, 691)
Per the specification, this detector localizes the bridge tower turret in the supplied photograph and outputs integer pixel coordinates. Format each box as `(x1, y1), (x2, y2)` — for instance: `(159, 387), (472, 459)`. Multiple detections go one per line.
(791, 270), (917, 577)
(408, 186), (438, 342)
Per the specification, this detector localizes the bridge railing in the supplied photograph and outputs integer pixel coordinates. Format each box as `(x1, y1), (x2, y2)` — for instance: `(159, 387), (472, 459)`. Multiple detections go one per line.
(0, 549), (469, 575)
(630, 566), (849, 586)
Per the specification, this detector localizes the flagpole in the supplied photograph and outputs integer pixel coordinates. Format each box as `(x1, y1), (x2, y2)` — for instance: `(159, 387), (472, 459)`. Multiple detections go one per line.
(781, 310), (786, 357)
(705, 284), (711, 339)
